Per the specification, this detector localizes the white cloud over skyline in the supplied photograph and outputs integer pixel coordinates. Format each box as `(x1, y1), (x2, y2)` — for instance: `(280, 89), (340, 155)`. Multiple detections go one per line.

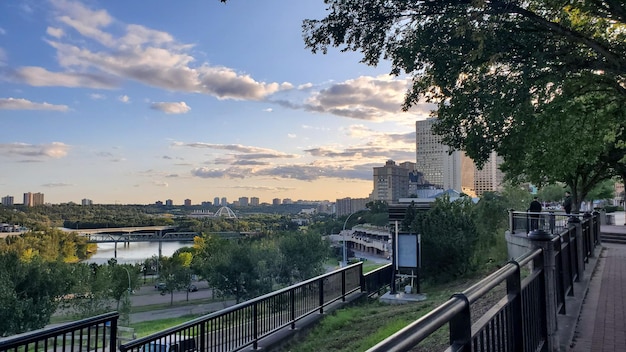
(0, 0), (430, 204)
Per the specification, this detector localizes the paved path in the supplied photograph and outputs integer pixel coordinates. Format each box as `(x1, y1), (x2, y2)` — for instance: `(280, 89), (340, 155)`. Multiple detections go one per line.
(568, 211), (626, 351)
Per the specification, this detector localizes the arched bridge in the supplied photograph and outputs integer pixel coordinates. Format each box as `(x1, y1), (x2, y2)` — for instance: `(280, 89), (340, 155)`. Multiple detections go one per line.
(63, 226), (243, 243)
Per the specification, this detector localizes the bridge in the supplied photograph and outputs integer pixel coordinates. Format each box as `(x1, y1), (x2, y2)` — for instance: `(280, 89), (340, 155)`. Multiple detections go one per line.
(65, 226), (243, 258)
(4, 211), (626, 351)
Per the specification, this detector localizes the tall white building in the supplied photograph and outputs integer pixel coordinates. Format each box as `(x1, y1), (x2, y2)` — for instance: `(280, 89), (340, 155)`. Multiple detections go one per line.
(474, 152), (505, 196)
(415, 118), (502, 197)
(373, 160), (410, 204)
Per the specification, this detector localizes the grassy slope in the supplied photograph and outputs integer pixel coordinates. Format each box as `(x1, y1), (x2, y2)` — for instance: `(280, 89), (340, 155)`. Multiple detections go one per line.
(276, 274), (493, 352)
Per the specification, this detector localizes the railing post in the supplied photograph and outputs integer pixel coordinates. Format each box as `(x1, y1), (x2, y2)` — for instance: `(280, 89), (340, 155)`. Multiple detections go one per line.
(253, 302), (259, 350)
(319, 278), (325, 314)
(342, 269), (346, 302)
(571, 216), (584, 280)
(509, 209), (516, 234)
(290, 289), (296, 329)
(592, 211), (601, 251)
(529, 231), (559, 352)
(110, 315), (118, 351)
(507, 260), (524, 352)
(449, 293), (471, 350)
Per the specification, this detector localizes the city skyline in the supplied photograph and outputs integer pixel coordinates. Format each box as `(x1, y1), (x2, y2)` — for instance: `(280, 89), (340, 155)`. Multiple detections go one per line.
(0, 0), (433, 204)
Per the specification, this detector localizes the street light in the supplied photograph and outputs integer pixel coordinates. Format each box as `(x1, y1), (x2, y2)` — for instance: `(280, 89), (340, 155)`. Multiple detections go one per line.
(121, 266), (132, 294)
(342, 209), (369, 267)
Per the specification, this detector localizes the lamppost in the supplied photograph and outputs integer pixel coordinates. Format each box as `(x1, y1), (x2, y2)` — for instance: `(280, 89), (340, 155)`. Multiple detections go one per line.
(342, 209), (369, 267)
(119, 266), (132, 326)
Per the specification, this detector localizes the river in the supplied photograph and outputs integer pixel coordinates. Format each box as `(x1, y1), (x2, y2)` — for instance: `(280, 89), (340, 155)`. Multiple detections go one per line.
(83, 241), (192, 265)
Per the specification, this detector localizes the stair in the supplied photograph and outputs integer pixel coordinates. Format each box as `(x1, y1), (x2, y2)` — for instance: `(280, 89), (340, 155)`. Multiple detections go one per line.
(601, 232), (626, 245)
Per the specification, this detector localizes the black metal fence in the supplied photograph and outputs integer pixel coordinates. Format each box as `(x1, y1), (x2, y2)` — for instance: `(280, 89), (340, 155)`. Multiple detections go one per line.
(120, 261), (389, 352)
(509, 210), (598, 235)
(0, 312), (118, 352)
(0, 261), (393, 352)
(366, 212), (600, 351)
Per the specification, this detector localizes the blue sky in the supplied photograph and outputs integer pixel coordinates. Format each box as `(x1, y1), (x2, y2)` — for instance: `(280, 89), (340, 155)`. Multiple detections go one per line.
(0, 0), (432, 205)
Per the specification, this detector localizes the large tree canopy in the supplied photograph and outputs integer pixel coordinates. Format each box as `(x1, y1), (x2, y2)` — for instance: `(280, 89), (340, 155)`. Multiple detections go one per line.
(302, 0), (626, 166)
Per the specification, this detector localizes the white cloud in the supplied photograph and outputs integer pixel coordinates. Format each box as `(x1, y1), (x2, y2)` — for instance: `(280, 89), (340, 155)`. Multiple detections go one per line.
(118, 95), (130, 103)
(304, 75), (412, 121)
(42, 182), (73, 188)
(0, 142), (70, 159)
(287, 133), (296, 138)
(153, 180), (169, 187)
(173, 142), (297, 159)
(10, 66), (119, 89)
(0, 97), (69, 111)
(9, 1), (288, 101)
(150, 101), (191, 114)
(89, 93), (105, 100)
(0, 27), (6, 35)
(46, 27), (64, 38)
(263, 108), (273, 112)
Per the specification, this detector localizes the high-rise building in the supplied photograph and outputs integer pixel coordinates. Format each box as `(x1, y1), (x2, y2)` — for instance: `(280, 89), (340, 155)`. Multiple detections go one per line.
(272, 198), (281, 206)
(184, 199), (192, 206)
(214, 197), (220, 206)
(473, 152), (504, 196)
(416, 118), (475, 192)
(415, 118), (502, 197)
(250, 197), (260, 206)
(23, 192), (44, 206)
(81, 198), (93, 205)
(220, 197), (227, 206)
(1, 195), (14, 206)
(238, 197), (249, 206)
(335, 197), (370, 217)
(282, 198), (293, 204)
(373, 160), (410, 204)
(165, 199), (173, 206)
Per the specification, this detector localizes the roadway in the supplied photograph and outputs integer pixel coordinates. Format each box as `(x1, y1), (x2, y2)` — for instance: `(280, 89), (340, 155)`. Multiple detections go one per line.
(128, 281), (236, 323)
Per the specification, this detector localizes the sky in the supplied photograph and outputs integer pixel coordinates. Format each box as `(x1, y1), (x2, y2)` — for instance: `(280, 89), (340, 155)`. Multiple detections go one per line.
(0, 0), (433, 205)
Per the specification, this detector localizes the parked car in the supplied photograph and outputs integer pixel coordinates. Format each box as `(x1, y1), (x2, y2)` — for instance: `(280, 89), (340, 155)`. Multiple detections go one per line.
(187, 284), (198, 292)
(141, 335), (197, 352)
(155, 282), (166, 291)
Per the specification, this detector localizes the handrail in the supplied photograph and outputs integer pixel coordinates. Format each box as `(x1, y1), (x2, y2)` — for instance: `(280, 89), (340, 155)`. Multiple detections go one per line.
(368, 213), (599, 352)
(121, 261), (385, 351)
(0, 312), (119, 352)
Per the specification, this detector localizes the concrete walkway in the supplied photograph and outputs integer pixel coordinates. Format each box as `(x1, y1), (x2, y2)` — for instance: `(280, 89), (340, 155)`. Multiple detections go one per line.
(567, 211), (626, 351)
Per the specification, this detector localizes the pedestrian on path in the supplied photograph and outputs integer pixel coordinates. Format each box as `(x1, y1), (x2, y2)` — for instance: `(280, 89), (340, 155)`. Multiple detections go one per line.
(562, 191), (572, 214)
(528, 196), (542, 230)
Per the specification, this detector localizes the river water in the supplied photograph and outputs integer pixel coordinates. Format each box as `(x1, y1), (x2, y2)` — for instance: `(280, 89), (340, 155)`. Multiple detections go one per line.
(83, 241), (192, 265)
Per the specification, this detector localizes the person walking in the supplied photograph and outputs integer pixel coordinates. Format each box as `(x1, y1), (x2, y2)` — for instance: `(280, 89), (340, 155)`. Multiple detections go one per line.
(528, 196), (542, 230)
(562, 191), (572, 214)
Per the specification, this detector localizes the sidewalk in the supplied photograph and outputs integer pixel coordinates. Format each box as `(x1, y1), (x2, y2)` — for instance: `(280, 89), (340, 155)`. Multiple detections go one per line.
(567, 211), (626, 351)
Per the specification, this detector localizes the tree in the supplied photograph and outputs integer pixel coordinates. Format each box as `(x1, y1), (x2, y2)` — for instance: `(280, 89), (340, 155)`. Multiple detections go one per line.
(537, 184), (569, 204)
(158, 256), (192, 306)
(303, 1), (625, 159)
(278, 231), (329, 284)
(0, 253), (75, 336)
(302, 0), (626, 203)
(500, 84), (625, 212)
(410, 195), (479, 283)
(65, 263), (113, 320)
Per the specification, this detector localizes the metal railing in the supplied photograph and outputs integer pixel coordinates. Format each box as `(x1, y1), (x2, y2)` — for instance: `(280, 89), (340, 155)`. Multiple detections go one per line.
(0, 312), (119, 352)
(0, 260), (393, 352)
(120, 261), (390, 352)
(509, 210), (597, 235)
(367, 212), (600, 351)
